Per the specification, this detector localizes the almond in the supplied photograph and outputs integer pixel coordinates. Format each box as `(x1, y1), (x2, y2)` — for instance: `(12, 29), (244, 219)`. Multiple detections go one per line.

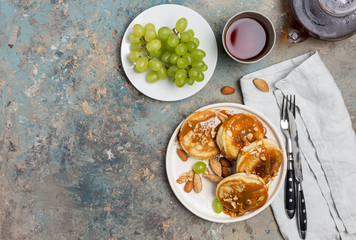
(210, 158), (222, 177)
(222, 167), (230, 178)
(177, 148), (188, 162)
(220, 158), (232, 167)
(204, 174), (223, 183)
(221, 86), (236, 95)
(184, 181), (193, 193)
(193, 173), (203, 193)
(253, 78), (269, 92)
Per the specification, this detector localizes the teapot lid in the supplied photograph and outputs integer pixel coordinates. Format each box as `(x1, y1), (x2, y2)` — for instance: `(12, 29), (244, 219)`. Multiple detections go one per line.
(290, 0), (356, 41)
(318, 0), (356, 17)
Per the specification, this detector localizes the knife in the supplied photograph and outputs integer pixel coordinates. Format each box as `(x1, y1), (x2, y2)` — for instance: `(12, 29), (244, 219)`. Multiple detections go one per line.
(288, 108), (307, 239)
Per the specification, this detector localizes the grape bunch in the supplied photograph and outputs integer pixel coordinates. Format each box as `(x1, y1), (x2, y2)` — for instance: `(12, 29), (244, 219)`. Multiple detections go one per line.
(128, 18), (207, 87)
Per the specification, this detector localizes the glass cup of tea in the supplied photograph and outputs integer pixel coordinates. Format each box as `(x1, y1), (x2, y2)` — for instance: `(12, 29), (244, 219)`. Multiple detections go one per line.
(222, 11), (276, 64)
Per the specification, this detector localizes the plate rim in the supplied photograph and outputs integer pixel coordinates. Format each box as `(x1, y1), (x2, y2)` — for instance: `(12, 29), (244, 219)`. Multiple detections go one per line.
(120, 4), (218, 102)
(165, 102), (287, 223)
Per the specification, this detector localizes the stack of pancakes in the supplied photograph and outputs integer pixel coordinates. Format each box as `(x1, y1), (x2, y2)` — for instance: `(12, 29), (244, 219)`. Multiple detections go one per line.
(179, 109), (283, 216)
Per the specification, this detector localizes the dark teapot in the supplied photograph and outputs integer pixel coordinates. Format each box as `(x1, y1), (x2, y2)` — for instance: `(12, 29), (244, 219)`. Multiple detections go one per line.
(288, 0), (356, 42)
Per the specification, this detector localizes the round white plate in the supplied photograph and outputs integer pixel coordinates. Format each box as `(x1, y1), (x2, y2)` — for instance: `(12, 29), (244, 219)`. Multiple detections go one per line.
(121, 4), (218, 101)
(166, 103), (287, 223)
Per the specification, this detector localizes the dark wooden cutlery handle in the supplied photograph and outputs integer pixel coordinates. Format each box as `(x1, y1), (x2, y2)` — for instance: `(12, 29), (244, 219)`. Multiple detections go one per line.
(298, 188), (307, 239)
(285, 169), (296, 218)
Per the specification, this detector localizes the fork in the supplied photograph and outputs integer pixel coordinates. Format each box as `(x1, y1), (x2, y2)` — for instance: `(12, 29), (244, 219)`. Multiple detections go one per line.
(280, 95), (296, 219)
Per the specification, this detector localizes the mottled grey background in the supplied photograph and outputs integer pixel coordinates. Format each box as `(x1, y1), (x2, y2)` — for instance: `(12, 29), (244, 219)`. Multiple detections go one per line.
(0, 0), (355, 239)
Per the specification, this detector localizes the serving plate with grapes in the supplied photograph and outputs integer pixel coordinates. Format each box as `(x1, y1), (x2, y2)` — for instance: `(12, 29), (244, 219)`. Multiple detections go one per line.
(121, 4), (218, 101)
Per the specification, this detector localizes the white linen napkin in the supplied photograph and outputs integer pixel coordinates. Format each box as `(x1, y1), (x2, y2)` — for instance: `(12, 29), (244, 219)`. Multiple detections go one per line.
(240, 51), (356, 240)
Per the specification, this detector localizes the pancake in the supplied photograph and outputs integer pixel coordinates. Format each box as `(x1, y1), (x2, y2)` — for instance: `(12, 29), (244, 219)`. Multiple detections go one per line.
(236, 139), (283, 184)
(179, 109), (229, 160)
(216, 113), (266, 160)
(216, 173), (268, 216)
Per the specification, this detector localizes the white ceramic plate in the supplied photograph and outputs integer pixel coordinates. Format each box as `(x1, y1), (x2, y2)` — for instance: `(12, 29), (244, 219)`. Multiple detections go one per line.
(166, 103), (287, 223)
(121, 4), (218, 101)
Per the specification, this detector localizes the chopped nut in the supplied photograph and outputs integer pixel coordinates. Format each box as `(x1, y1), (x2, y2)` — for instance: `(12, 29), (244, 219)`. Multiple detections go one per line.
(253, 127), (259, 132)
(260, 154), (266, 161)
(231, 201), (237, 209)
(257, 196), (265, 202)
(211, 129), (216, 139)
(203, 168), (211, 176)
(245, 199), (252, 205)
(246, 133), (253, 141)
(233, 196), (238, 201)
(200, 137), (209, 145)
(255, 152), (260, 157)
(176, 170), (194, 184)
(188, 121), (193, 128)
(242, 136), (250, 146)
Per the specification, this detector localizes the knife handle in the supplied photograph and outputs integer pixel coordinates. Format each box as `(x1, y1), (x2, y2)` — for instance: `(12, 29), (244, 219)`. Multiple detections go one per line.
(297, 184), (307, 239)
(285, 168), (296, 218)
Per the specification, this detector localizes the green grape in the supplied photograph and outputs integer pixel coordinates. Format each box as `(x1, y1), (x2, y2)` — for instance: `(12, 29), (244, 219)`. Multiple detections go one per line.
(144, 23), (155, 31)
(192, 161), (206, 174)
(149, 49), (162, 58)
(167, 35), (179, 47)
(157, 67), (167, 80)
(212, 198), (223, 213)
(175, 18), (188, 33)
(192, 60), (205, 69)
(128, 51), (140, 62)
(191, 37), (200, 48)
(186, 29), (194, 37)
(177, 58), (188, 69)
(180, 31), (192, 42)
(146, 39), (162, 52)
(163, 40), (175, 52)
(192, 49), (206, 60)
(169, 53), (179, 64)
(186, 41), (197, 52)
(186, 77), (194, 85)
(158, 27), (172, 40)
(188, 68), (200, 78)
(175, 77), (185, 87)
(134, 64), (149, 73)
(167, 65), (179, 76)
(130, 43), (142, 51)
(133, 24), (145, 38)
(148, 59), (163, 71)
(175, 43), (188, 56)
(175, 69), (187, 87)
(146, 71), (159, 83)
(135, 57), (149, 72)
(144, 29), (156, 42)
(201, 63), (208, 72)
(129, 33), (141, 43)
(195, 72), (204, 82)
(182, 54), (192, 65)
(160, 51), (171, 63)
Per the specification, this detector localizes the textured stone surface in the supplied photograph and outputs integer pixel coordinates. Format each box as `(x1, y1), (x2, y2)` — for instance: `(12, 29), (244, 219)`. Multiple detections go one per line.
(0, 0), (354, 239)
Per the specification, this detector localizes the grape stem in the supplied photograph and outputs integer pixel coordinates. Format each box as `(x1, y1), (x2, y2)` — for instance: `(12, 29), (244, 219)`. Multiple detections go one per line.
(139, 37), (153, 60)
(172, 28), (179, 36)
